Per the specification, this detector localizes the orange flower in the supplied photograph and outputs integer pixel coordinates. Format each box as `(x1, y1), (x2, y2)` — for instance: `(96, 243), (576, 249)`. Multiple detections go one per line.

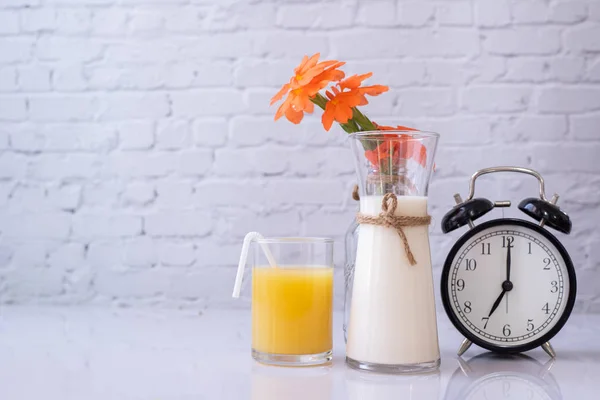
(364, 123), (428, 167)
(373, 122), (418, 132)
(339, 73), (389, 102)
(321, 73), (388, 131)
(364, 137), (427, 168)
(364, 140), (396, 166)
(271, 53), (345, 124)
(321, 86), (364, 131)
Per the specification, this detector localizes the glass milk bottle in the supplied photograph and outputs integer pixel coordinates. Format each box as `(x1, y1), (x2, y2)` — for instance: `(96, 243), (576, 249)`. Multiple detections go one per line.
(345, 131), (440, 374)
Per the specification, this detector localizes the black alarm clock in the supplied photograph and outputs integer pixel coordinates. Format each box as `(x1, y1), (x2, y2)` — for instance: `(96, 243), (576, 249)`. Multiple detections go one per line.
(440, 166), (576, 358)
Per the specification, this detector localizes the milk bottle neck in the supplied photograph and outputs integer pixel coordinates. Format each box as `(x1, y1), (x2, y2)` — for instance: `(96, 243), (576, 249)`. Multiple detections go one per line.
(349, 131), (438, 199)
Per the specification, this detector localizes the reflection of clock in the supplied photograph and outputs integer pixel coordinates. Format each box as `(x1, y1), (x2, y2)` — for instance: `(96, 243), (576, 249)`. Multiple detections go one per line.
(465, 373), (551, 400)
(444, 353), (562, 400)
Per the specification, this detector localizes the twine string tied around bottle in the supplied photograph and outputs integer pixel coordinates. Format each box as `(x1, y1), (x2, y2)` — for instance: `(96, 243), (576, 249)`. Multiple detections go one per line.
(355, 192), (431, 266)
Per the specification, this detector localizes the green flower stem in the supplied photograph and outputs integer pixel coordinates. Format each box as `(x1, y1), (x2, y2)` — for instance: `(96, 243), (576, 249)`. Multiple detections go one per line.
(344, 118), (360, 133)
(311, 92), (328, 110)
(351, 107), (377, 131)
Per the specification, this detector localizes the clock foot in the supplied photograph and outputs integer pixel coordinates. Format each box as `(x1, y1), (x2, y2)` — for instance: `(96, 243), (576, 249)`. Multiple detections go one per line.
(457, 338), (473, 356)
(542, 341), (556, 358)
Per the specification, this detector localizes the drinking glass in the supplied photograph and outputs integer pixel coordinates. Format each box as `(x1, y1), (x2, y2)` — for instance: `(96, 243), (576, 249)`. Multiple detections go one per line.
(251, 237), (334, 367)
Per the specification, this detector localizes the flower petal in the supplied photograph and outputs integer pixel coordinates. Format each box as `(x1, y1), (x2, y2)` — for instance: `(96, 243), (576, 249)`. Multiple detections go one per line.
(285, 106), (304, 124)
(333, 104), (353, 123)
(305, 101), (314, 113)
(360, 84), (389, 96)
(274, 103), (287, 121)
(302, 53), (321, 72)
(396, 125), (418, 131)
(270, 83), (290, 105)
(339, 72), (373, 90)
(291, 92), (304, 110)
(295, 55), (309, 75)
(374, 122), (395, 131)
(313, 68), (345, 87)
(322, 104), (335, 131)
(274, 95), (292, 120)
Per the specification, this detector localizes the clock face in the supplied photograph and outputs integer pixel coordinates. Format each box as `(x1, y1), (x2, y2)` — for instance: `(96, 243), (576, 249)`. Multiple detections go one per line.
(442, 219), (576, 352)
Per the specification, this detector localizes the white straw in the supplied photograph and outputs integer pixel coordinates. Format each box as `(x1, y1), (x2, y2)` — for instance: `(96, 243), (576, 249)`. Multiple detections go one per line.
(232, 232), (277, 298)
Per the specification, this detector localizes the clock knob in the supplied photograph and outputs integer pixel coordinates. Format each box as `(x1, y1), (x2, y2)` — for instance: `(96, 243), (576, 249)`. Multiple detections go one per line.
(441, 198), (494, 233)
(518, 197), (572, 234)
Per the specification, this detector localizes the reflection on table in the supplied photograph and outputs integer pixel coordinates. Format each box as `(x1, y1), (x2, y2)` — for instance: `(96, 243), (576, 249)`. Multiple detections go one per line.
(251, 363), (333, 400)
(444, 353), (561, 400)
(344, 368), (441, 400)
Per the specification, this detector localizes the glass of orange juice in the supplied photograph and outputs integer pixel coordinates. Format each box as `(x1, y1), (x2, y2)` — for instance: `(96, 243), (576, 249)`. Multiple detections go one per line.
(251, 237), (334, 367)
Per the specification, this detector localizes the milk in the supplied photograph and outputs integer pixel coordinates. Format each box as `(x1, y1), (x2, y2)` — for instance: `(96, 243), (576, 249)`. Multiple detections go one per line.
(346, 195), (440, 366)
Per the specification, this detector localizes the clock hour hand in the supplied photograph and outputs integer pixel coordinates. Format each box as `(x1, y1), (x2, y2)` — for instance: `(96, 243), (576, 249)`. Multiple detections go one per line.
(488, 289), (506, 317)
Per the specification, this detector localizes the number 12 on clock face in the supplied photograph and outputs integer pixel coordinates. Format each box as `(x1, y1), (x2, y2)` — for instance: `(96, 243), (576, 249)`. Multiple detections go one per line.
(441, 219), (576, 354)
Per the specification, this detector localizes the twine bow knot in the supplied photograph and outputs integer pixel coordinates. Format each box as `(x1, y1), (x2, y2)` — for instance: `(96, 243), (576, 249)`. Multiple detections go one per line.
(356, 192), (431, 266)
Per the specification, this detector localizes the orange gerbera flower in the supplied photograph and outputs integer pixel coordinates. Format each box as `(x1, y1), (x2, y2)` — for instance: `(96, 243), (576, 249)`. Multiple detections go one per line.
(321, 73), (388, 131)
(271, 53), (345, 124)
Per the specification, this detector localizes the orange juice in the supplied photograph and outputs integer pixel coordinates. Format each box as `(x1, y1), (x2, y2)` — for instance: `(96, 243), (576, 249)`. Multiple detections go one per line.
(252, 266), (333, 355)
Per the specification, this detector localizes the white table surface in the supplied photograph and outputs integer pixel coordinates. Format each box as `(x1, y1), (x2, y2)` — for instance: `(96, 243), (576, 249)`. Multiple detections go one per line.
(1, 307), (599, 399)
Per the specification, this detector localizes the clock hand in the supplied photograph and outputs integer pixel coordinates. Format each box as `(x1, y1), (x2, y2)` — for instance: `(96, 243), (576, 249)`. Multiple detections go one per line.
(503, 244), (513, 315)
(506, 243), (511, 282)
(488, 289), (506, 317)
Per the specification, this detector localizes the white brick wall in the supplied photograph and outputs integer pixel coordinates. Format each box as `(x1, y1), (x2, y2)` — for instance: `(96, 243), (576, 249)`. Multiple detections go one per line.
(0, 0), (599, 312)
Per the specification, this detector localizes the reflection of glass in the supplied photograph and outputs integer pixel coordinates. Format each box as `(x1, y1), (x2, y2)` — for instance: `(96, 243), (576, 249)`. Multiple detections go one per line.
(346, 132), (440, 373)
(444, 353), (561, 400)
(251, 364), (333, 400)
(345, 368), (441, 400)
(251, 237), (334, 366)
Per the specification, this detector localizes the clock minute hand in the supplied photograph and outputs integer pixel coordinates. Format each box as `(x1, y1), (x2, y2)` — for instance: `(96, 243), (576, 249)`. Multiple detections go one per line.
(488, 289), (507, 317)
(506, 243), (511, 282)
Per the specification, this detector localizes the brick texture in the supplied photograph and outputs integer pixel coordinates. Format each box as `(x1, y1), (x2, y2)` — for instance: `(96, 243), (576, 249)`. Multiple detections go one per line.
(0, 0), (598, 312)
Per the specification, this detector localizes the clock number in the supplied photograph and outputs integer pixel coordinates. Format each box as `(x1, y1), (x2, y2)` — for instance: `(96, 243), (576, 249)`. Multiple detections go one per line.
(527, 319), (534, 332)
(528, 242), (532, 254)
(465, 259), (477, 271)
(502, 236), (514, 248)
(456, 279), (465, 291)
(481, 242), (491, 255)
(481, 317), (489, 329)
(464, 301), (472, 313)
(543, 258), (551, 270)
(550, 281), (558, 293)
(542, 302), (550, 314)
(503, 324), (511, 337)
